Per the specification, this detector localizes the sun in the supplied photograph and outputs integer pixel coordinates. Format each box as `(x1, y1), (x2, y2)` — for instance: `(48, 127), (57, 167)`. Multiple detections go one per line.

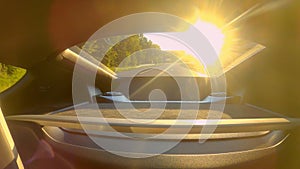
(145, 9), (265, 76)
(191, 15), (264, 75)
(192, 19), (225, 56)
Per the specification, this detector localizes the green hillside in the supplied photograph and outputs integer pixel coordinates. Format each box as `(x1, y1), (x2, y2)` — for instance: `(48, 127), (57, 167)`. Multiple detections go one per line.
(0, 64), (26, 93)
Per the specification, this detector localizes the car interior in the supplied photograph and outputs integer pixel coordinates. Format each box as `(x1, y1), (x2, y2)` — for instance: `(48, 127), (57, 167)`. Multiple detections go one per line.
(1, 1), (300, 169)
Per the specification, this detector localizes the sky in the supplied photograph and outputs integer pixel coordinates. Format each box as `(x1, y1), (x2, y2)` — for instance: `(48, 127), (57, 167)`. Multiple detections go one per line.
(144, 19), (225, 56)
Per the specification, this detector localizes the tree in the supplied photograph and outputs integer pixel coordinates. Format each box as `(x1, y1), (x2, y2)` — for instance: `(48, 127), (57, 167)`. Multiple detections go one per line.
(83, 34), (160, 69)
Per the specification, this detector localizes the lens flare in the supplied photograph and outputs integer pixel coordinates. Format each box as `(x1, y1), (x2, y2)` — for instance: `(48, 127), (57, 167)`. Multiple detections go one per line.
(193, 19), (225, 56)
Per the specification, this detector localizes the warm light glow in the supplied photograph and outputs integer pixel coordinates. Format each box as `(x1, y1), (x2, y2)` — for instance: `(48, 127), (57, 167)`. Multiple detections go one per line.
(144, 18), (227, 75)
(145, 11), (265, 76)
(188, 6), (266, 74)
(145, 19), (225, 56)
(193, 19), (225, 56)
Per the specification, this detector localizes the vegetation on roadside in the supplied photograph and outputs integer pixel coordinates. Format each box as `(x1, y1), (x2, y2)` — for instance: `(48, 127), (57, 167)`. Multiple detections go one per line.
(83, 34), (161, 70)
(0, 64), (26, 93)
(83, 34), (205, 73)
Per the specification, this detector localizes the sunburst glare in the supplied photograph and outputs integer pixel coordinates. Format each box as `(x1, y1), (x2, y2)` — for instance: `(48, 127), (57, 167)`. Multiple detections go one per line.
(145, 0), (290, 76)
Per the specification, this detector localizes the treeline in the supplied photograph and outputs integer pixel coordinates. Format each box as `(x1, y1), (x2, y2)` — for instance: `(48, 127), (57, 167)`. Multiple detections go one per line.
(83, 34), (205, 73)
(83, 34), (174, 70)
